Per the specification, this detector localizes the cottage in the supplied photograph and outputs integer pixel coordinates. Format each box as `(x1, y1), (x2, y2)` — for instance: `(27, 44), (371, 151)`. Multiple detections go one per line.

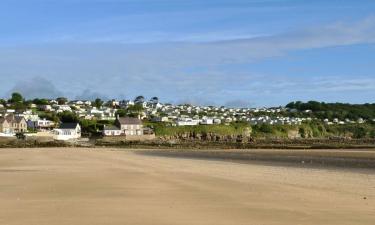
(103, 125), (122, 136)
(115, 117), (143, 135)
(0, 117), (11, 134)
(53, 123), (81, 140)
(4, 115), (27, 133)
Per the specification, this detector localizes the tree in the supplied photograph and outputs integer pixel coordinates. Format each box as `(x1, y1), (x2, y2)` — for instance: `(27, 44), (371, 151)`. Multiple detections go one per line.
(13, 102), (27, 112)
(116, 109), (127, 117)
(57, 111), (79, 123)
(150, 96), (159, 104)
(56, 97), (68, 105)
(94, 98), (103, 108)
(353, 127), (367, 139)
(33, 98), (49, 105)
(134, 95), (145, 104)
(10, 92), (23, 103)
(115, 105), (144, 118)
(370, 129), (375, 138)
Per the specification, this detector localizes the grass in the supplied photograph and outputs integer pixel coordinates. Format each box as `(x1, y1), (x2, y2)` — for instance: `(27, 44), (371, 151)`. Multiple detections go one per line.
(145, 121), (250, 136)
(145, 121), (375, 139)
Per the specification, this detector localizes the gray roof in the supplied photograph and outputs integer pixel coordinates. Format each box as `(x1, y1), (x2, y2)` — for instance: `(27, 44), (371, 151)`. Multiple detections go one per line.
(103, 125), (121, 131)
(117, 117), (142, 125)
(3, 114), (25, 124)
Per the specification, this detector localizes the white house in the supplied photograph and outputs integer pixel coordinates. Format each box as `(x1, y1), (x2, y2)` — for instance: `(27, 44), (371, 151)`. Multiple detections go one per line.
(53, 123), (81, 140)
(200, 118), (214, 125)
(39, 105), (52, 111)
(176, 118), (199, 126)
(28, 118), (55, 131)
(102, 125), (122, 136)
(115, 117), (144, 135)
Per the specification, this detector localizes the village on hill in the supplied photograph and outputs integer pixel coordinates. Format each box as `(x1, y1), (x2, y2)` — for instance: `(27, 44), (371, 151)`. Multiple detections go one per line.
(0, 92), (374, 142)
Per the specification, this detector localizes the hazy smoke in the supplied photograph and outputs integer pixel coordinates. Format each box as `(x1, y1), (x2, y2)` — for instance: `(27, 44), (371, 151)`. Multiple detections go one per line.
(8, 77), (63, 99)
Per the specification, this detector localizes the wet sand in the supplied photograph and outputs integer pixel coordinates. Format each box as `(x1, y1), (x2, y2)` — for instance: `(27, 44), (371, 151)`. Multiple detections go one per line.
(138, 148), (375, 169)
(0, 147), (374, 225)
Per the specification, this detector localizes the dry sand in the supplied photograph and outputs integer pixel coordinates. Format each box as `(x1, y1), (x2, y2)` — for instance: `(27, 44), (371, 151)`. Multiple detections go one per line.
(0, 148), (374, 225)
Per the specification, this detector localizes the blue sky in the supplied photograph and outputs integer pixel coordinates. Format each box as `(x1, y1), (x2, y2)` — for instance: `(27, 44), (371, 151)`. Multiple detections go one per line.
(1, 0), (375, 107)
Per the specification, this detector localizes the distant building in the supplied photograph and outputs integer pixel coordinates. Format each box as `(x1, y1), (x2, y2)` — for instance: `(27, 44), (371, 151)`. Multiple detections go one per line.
(39, 105), (52, 111)
(176, 118), (199, 126)
(27, 118), (55, 131)
(200, 118), (214, 125)
(102, 125), (122, 136)
(0, 117), (11, 134)
(115, 116), (143, 135)
(151, 116), (169, 122)
(53, 123), (81, 140)
(6, 114), (27, 133)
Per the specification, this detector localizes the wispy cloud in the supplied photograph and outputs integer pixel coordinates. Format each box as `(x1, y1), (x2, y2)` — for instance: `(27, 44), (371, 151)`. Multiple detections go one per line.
(0, 16), (375, 105)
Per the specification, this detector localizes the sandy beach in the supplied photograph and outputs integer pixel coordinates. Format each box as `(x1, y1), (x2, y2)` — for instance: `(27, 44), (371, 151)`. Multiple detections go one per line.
(0, 148), (374, 225)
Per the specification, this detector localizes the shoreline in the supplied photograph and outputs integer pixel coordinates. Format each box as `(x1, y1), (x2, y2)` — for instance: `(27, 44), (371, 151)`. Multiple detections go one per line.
(2, 145), (375, 170)
(134, 148), (375, 170)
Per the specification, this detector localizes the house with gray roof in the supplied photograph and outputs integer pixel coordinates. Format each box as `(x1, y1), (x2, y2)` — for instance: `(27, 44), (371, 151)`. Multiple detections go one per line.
(53, 123), (81, 140)
(103, 125), (122, 136)
(115, 116), (143, 136)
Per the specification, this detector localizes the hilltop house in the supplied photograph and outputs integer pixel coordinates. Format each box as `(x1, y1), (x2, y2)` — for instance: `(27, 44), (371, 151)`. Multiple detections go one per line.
(53, 123), (81, 140)
(115, 116), (143, 136)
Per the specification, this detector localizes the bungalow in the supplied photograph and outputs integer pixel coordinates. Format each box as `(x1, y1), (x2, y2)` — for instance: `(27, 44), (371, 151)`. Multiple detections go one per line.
(176, 118), (199, 126)
(102, 125), (122, 136)
(53, 123), (81, 140)
(115, 116), (143, 135)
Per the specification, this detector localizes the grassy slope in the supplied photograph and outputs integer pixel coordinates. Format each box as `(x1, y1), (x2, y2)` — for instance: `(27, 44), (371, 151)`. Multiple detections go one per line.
(145, 121), (375, 139)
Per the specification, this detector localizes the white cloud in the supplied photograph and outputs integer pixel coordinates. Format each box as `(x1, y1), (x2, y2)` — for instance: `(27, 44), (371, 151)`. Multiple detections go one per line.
(0, 17), (375, 105)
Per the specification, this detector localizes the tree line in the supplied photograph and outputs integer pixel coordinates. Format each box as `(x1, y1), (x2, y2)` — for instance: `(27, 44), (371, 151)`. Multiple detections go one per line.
(286, 101), (375, 120)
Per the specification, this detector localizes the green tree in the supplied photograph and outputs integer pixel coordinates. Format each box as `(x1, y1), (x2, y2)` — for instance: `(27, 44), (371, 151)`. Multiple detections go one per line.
(353, 127), (367, 139)
(255, 124), (273, 133)
(94, 98), (103, 108)
(127, 104), (144, 117)
(370, 130), (375, 138)
(33, 98), (49, 105)
(10, 92), (23, 103)
(115, 109), (127, 117)
(57, 111), (79, 123)
(56, 97), (68, 105)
